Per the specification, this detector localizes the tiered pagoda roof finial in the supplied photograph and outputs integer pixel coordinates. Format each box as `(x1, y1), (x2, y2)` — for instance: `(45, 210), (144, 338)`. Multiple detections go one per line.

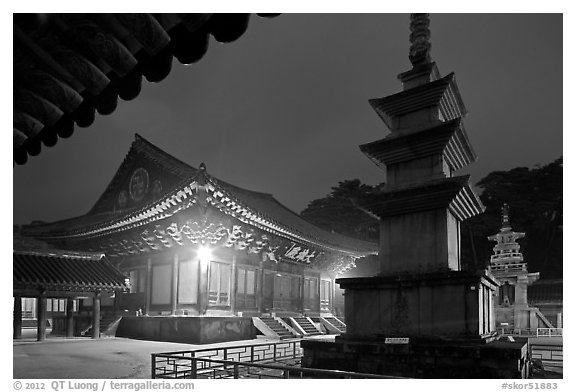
(501, 203), (512, 232)
(488, 203), (526, 273)
(409, 13), (432, 66)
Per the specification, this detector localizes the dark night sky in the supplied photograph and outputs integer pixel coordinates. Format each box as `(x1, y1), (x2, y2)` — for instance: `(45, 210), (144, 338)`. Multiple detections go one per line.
(12, 14), (563, 225)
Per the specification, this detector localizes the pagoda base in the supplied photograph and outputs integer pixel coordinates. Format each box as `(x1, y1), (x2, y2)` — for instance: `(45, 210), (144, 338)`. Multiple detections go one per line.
(336, 271), (499, 339)
(304, 271), (529, 378)
(301, 336), (530, 378)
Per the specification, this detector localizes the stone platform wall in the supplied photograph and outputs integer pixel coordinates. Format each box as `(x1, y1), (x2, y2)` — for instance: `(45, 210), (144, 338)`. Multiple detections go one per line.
(301, 338), (530, 378)
(116, 316), (257, 344)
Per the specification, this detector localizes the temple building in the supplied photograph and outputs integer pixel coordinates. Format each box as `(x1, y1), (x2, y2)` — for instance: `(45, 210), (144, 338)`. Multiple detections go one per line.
(18, 134), (376, 343)
(488, 204), (554, 332)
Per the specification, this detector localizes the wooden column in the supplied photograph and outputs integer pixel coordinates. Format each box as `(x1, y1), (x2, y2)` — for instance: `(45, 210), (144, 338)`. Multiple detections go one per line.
(112, 289), (121, 316)
(66, 298), (74, 338)
(198, 255), (209, 315)
(36, 294), (47, 342)
(257, 258), (265, 314)
(299, 270), (305, 314)
(331, 277), (336, 315)
(145, 257), (152, 316)
(92, 292), (101, 339)
(13, 296), (22, 339)
(171, 253), (179, 315)
(230, 255), (237, 315)
(316, 276), (321, 313)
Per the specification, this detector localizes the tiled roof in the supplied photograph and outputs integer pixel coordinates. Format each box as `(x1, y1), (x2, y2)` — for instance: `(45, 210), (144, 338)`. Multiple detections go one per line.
(360, 118), (476, 172)
(23, 134), (377, 256)
(211, 177), (376, 253)
(14, 14), (279, 165)
(13, 251), (128, 292)
(368, 73), (467, 130)
(358, 175), (484, 221)
(528, 279), (563, 303)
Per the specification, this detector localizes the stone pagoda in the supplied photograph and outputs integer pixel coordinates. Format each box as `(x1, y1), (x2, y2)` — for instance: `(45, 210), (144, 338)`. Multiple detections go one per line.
(301, 14), (530, 378)
(488, 203), (548, 332)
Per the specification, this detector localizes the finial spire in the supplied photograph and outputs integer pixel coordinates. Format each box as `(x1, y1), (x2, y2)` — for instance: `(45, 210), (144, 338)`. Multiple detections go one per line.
(501, 203), (512, 231)
(409, 13), (432, 66)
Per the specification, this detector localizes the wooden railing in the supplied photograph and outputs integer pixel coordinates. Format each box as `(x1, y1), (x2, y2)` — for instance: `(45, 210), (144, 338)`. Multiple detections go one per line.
(536, 328), (563, 337)
(530, 343), (563, 370)
(499, 327), (563, 337)
(152, 356), (400, 379)
(151, 339), (301, 378)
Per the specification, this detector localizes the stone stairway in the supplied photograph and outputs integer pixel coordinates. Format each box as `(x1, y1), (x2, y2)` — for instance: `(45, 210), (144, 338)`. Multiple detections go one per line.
(323, 316), (346, 333)
(258, 317), (296, 339)
(293, 317), (322, 335)
(81, 314), (120, 337)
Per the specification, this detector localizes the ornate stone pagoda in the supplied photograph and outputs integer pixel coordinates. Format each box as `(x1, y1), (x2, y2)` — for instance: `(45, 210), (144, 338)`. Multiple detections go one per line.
(342, 13), (491, 340)
(301, 14), (530, 379)
(488, 204), (549, 332)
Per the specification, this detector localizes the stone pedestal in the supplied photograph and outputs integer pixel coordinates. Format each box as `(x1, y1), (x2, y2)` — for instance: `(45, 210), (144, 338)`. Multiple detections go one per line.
(338, 271), (498, 340)
(301, 336), (530, 379)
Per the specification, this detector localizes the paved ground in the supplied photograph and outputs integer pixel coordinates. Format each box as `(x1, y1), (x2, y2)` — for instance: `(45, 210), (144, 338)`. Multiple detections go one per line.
(13, 336), (277, 379)
(14, 334), (562, 379)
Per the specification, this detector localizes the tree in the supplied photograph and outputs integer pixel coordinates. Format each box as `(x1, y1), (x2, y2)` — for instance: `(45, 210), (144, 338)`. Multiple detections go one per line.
(301, 179), (381, 242)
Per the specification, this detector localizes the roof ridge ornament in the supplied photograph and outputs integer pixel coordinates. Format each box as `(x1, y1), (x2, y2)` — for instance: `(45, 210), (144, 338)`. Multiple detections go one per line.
(408, 13), (432, 66)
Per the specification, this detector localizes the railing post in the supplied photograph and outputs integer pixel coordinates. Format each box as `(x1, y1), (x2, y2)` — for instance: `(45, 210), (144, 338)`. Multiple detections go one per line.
(273, 343), (277, 362)
(251, 346), (254, 362)
(151, 354), (156, 379)
(191, 358), (197, 379)
(234, 364), (239, 379)
(293, 341), (296, 358)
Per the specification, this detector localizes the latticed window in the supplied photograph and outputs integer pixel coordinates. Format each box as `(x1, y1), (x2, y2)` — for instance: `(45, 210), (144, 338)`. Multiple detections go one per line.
(22, 298), (35, 318)
(128, 269), (146, 294)
(177, 260), (199, 304)
(320, 280), (332, 312)
(47, 298), (66, 313)
(236, 267), (257, 309)
(303, 277), (319, 311)
(209, 261), (231, 306)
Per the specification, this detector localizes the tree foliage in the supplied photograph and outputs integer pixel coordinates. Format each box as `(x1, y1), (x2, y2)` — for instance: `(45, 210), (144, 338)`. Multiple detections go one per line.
(301, 179), (381, 242)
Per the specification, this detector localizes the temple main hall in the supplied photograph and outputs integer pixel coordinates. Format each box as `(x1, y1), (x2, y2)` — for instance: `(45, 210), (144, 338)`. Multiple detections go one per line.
(16, 134), (376, 343)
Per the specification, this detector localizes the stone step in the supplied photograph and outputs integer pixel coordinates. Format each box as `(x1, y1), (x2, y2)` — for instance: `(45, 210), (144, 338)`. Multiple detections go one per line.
(293, 317), (321, 335)
(259, 317), (295, 339)
(324, 317), (346, 333)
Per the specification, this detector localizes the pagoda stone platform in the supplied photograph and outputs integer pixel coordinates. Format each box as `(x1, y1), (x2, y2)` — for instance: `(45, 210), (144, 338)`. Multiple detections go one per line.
(301, 336), (529, 379)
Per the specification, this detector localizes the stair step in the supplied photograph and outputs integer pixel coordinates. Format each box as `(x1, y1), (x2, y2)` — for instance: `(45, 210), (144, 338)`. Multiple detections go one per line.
(324, 317), (346, 332)
(258, 317), (296, 339)
(293, 318), (321, 335)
